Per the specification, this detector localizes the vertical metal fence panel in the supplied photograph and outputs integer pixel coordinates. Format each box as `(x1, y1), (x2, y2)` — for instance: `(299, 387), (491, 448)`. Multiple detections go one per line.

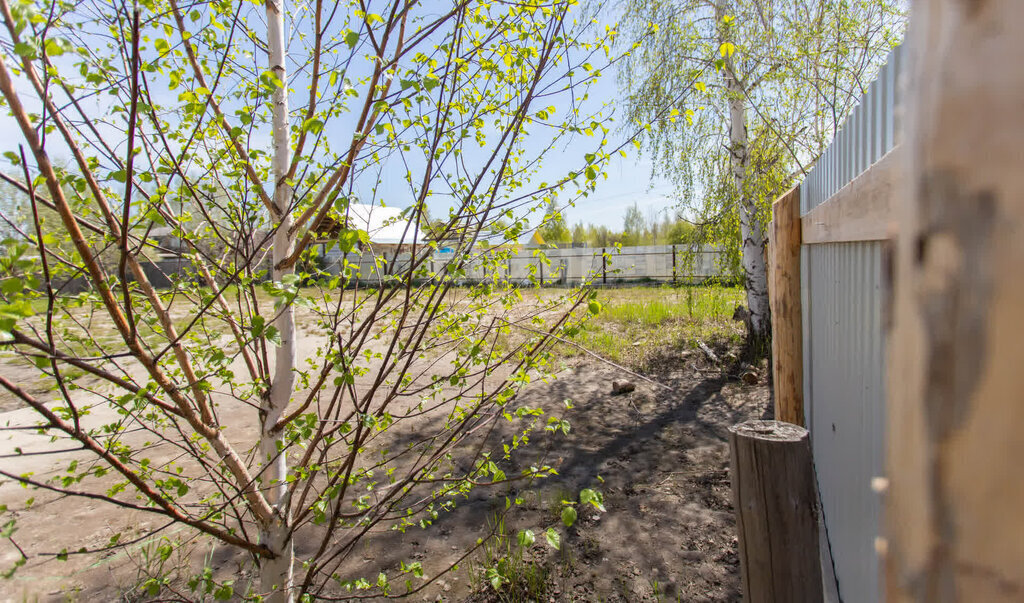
(795, 44), (904, 603)
(805, 242), (886, 603)
(801, 245), (813, 430)
(802, 45), (904, 213)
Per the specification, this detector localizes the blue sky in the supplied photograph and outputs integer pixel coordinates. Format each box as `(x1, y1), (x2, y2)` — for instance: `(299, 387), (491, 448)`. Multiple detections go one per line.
(0, 1), (679, 231)
(558, 132), (678, 229)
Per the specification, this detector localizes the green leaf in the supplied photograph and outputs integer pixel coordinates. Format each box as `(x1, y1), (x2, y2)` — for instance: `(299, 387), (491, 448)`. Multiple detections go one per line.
(337, 229), (361, 254)
(719, 42), (736, 58)
(264, 326), (281, 346)
(13, 41), (37, 60)
(214, 583), (234, 600)
(344, 30), (359, 49)
(544, 527), (560, 550)
(516, 529), (535, 548)
(0, 301), (34, 318)
(585, 166), (597, 181)
(1, 518), (17, 538)
(302, 117), (324, 134)
(486, 567), (502, 591)
(579, 488), (606, 512)
(588, 300), (602, 315)
(561, 505), (577, 527)
(1, 278), (23, 295)
(145, 209), (166, 226)
(250, 316), (266, 337)
(2, 556), (25, 579)
(44, 38), (69, 57)
(110, 170), (127, 183)
(56, 548), (68, 561)
(261, 70), (284, 90)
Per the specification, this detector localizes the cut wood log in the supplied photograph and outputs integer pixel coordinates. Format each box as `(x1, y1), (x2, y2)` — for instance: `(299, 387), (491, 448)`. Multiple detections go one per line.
(697, 340), (720, 363)
(610, 380), (635, 395)
(728, 420), (822, 603)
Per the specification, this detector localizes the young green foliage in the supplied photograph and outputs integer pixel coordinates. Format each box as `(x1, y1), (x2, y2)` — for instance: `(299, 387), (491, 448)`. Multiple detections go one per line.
(0, 0), (629, 599)
(617, 0), (906, 349)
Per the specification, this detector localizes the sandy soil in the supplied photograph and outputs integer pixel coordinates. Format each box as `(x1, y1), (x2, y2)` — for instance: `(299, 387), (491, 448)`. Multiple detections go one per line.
(0, 310), (768, 602)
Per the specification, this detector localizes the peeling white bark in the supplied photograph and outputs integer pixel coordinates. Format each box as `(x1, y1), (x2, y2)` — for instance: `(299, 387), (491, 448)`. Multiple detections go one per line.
(723, 59), (771, 344)
(261, 0), (294, 600)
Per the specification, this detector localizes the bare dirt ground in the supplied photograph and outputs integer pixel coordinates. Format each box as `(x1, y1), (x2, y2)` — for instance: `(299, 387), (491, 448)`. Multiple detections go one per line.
(283, 339), (771, 603)
(431, 343), (771, 603)
(0, 292), (768, 602)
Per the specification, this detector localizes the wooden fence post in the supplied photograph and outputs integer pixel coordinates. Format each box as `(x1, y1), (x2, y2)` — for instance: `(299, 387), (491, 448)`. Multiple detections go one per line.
(601, 247), (607, 284)
(886, 1), (1024, 600)
(768, 186), (804, 425)
(672, 244), (677, 284)
(729, 420), (822, 603)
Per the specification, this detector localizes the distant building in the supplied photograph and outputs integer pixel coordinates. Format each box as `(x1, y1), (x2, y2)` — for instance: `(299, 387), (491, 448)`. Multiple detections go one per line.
(313, 203), (425, 254)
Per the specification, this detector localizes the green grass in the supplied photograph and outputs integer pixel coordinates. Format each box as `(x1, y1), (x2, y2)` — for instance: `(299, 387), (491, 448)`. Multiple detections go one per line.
(558, 285), (746, 369)
(468, 514), (549, 602)
(598, 286), (739, 325)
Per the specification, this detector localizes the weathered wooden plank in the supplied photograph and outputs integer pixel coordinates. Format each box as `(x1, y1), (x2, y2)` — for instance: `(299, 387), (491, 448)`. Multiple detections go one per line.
(801, 147), (901, 244)
(886, 1), (1024, 601)
(769, 186), (803, 425)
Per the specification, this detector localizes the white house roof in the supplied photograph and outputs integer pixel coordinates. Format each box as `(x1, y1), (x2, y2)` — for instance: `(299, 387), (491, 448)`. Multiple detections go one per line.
(346, 203), (424, 245)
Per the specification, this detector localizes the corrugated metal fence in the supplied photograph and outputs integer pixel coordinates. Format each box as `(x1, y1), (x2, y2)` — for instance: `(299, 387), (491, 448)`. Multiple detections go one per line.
(799, 45), (903, 603)
(802, 45), (904, 213)
(323, 245), (727, 286)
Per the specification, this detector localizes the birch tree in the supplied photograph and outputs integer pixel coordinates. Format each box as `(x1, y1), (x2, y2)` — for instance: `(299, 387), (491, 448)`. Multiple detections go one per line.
(0, 0), (628, 599)
(617, 0), (904, 350)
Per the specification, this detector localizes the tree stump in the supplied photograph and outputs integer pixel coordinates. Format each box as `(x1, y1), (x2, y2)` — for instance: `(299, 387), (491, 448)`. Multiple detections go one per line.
(728, 420), (822, 603)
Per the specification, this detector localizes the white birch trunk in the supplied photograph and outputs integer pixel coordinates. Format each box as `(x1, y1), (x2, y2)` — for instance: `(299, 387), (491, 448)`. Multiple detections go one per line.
(720, 33), (771, 347)
(261, 0), (294, 600)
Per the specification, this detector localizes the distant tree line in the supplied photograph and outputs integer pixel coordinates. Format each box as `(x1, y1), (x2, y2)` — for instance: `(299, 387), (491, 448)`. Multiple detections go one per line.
(539, 200), (696, 248)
